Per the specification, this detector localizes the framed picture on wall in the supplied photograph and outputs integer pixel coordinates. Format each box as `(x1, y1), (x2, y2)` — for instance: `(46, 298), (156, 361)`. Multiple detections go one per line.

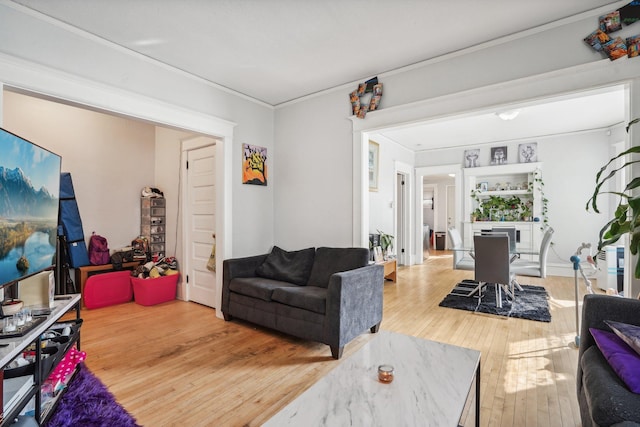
(369, 140), (379, 191)
(242, 144), (268, 186)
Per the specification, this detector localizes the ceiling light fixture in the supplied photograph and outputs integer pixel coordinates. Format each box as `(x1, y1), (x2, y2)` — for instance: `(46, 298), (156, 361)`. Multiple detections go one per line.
(448, 173), (455, 177)
(496, 109), (520, 121)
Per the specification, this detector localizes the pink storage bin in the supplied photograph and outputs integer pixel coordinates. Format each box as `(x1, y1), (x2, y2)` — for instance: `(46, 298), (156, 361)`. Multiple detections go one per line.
(84, 270), (133, 309)
(131, 274), (179, 306)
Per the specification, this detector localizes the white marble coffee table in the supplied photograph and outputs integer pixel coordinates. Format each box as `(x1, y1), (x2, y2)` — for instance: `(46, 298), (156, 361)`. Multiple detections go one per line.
(263, 330), (481, 427)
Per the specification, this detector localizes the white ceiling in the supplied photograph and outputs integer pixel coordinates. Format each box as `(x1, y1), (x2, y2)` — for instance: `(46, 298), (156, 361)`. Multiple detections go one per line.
(9, 0), (628, 150)
(372, 85), (626, 151)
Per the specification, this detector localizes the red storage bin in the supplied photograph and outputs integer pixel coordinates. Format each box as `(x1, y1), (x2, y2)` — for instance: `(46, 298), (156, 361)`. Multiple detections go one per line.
(131, 274), (179, 306)
(84, 270), (133, 309)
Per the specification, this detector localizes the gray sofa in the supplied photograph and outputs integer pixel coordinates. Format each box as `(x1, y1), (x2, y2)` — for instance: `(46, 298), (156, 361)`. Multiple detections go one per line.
(578, 294), (640, 427)
(222, 246), (384, 359)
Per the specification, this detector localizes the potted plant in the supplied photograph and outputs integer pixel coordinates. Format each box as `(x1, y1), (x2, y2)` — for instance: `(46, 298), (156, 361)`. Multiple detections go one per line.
(586, 119), (640, 277)
(377, 230), (394, 259)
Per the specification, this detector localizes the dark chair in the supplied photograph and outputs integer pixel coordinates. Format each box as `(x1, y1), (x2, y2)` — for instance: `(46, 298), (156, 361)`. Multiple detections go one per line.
(492, 226), (517, 254)
(473, 233), (515, 308)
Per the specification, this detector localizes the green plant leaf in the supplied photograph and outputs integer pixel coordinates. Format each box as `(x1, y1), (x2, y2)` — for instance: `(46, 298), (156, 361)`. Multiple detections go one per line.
(626, 117), (640, 132)
(587, 146), (640, 213)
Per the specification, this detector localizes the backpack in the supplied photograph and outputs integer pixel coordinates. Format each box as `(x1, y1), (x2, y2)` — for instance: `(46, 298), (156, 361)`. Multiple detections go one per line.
(88, 233), (110, 265)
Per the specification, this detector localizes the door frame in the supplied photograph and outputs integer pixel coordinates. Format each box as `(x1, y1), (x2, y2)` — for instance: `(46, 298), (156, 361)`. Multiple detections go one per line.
(394, 161), (412, 265)
(445, 184), (456, 249)
(414, 165), (462, 263)
(181, 137), (218, 305)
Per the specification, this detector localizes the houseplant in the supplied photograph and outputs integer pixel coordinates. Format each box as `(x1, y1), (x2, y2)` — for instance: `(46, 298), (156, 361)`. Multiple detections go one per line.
(586, 119), (640, 277)
(377, 230), (394, 258)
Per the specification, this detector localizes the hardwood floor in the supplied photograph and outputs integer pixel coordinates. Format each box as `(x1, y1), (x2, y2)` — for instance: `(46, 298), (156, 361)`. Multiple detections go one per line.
(77, 252), (588, 426)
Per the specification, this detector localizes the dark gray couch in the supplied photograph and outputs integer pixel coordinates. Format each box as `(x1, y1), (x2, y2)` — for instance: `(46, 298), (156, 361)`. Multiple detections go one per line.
(222, 246), (384, 359)
(578, 294), (640, 427)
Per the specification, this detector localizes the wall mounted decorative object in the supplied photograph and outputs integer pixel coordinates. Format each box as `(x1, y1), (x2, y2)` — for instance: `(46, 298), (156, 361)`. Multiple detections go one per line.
(350, 76), (383, 119)
(369, 140), (379, 191)
(242, 144), (267, 186)
(584, 1), (640, 60)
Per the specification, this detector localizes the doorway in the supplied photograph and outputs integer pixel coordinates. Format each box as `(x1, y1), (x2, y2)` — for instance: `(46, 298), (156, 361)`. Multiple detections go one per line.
(414, 164), (463, 262)
(446, 184), (456, 249)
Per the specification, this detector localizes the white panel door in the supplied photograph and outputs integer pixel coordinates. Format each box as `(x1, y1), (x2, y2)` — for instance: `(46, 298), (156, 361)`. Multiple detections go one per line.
(187, 144), (216, 307)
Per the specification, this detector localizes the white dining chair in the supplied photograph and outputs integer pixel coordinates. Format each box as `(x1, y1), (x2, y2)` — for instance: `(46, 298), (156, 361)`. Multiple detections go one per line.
(510, 227), (555, 278)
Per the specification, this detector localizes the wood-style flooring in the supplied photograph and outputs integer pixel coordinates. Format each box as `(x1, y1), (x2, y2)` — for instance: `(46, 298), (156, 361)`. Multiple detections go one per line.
(77, 251), (588, 426)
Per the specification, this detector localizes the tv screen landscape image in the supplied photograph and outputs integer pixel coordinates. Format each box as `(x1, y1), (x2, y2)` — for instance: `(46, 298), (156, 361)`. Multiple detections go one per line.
(0, 127), (61, 288)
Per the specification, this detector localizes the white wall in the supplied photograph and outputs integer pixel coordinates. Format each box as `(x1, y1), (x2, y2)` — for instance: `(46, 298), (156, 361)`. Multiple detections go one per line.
(0, 2), (275, 259)
(368, 136), (414, 238)
(415, 130), (612, 271)
(3, 90), (155, 249)
(2, 1), (639, 278)
(274, 90), (354, 249)
(275, 6), (640, 265)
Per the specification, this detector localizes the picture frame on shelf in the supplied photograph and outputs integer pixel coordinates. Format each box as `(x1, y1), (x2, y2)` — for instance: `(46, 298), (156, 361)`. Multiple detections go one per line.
(478, 181), (489, 192)
(369, 140), (379, 191)
(490, 146), (508, 165)
(464, 149), (480, 168)
(518, 142), (538, 163)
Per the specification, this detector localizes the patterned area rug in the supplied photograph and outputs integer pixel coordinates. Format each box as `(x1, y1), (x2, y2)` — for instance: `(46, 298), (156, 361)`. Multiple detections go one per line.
(45, 363), (140, 427)
(438, 280), (551, 322)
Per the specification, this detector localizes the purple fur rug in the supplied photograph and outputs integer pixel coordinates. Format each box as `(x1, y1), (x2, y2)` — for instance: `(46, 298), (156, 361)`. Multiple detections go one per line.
(45, 363), (140, 427)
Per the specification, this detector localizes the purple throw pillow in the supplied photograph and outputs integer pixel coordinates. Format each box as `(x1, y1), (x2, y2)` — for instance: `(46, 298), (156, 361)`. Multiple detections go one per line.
(590, 327), (640, 393)
(605, 320), (640, 357)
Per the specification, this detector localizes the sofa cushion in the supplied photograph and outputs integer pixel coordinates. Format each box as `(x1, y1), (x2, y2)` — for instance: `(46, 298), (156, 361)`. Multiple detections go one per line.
(255, 246), (315, 286)
(606, 320), (640, 357)
(229, 277), (299, 302)
(581, 345), (640, 426)
(590, 328), (640, 393)
(306, 247), (369, 288)
(271, 286), (327, 314)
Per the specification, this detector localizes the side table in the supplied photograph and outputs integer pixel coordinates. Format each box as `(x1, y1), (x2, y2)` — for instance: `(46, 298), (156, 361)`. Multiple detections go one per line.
(378, 259), (397, 282)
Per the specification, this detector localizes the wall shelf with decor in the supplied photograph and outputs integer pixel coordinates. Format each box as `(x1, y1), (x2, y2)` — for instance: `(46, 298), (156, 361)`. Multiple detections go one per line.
(462, 162), (543, 257)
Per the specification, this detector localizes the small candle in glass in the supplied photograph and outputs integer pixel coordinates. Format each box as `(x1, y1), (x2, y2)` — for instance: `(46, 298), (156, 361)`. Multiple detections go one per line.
(378, 364), (394, 383)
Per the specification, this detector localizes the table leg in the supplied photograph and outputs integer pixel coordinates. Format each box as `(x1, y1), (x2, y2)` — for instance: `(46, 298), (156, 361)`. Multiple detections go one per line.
(475, 361), (480, 427)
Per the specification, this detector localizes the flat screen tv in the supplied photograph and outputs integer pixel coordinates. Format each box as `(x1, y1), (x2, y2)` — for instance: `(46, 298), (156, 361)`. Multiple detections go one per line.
(0, 127), (61, 289)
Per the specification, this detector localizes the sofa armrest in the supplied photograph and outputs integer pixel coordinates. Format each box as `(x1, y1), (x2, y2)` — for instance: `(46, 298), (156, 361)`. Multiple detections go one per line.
(578, 294), (640, 393)
(222, 254), (268, 313)
(324, 264), (384, 350)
